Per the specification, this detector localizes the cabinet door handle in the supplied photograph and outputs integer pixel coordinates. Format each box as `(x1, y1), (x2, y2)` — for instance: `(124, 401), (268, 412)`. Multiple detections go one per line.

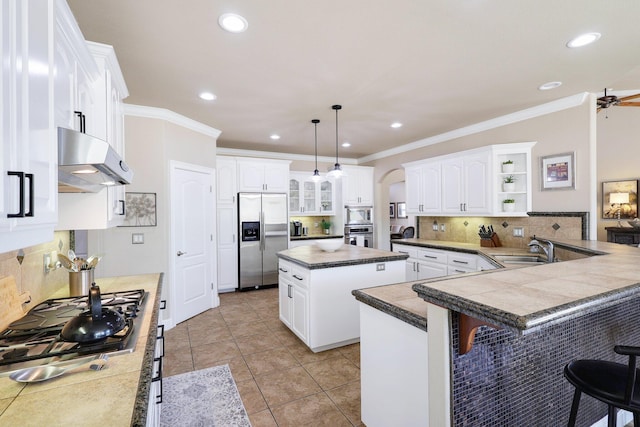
(463, 203), (467, 211)
(160, 300), (167, 310)
(416, 263), (420, 273)
(452, 259), (469, 264)
(118, 199), (125, 215)
(152, 356), (163, 404)
(279, 267), (288, 273)
(74, 111), (86, 133)
(423, 254), (437, 259)
(7, 171), (25, 218)
(177, 251), (187, 256)
(288, 284), (292, 298)
(24, 174), (34, 217)
(292, 274), (303, 281)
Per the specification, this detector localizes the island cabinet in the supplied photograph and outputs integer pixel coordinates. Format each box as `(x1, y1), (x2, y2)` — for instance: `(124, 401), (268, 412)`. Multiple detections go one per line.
(0, 0), (60, 253)
(403, 141), (535, 217)
(277, 245), (408, 352)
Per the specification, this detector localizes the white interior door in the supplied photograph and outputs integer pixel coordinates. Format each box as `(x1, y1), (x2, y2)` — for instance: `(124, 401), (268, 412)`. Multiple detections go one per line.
(170, 161), (217, 324)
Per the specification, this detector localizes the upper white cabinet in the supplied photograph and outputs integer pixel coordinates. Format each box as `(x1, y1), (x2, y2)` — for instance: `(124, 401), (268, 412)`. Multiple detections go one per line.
(237, 158), (290, 193)
(341, 165), (374, 206)
(289, 172), (335, 215)
(0, 0), (58, 252)
(56, 38), (129, 230)
(403, 142), (535, 217)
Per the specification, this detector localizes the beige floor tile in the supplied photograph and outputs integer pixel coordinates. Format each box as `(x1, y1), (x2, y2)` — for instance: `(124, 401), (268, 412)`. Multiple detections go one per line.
(236, 379), (268, 414)
(227, 320), (272, 340)
(271, 328), (305, 347)
(271, 392), (352, 427)
(338, 343), (360, 368)
(287, 341), (343, 365)
(191, 339), (241, 368)
(235, 332), (283, 356)
(326, 380), (361, 425)
(244, 347), (300, 377)
(226, 356), (254, 382)
(162, 351), (193, 377)
(304, 356), (360, 390)
(248, 409), (278, 427)
(254, 366), (321, 407)
(188, 325), (234, 347)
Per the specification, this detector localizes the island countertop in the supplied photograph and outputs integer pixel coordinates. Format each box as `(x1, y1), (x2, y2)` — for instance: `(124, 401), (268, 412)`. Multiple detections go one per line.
(277, 244), (408, 269)
(0, 273), (163, 427)
(355, 238), (640, 334)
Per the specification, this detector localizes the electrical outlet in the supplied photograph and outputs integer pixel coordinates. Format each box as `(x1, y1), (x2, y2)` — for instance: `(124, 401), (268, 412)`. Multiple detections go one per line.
(432, 221), (438, 231)
(440, 224), (446, 232)
(513, 227), (524, 237)
(132, 233), (144, 244)
(376, 263), (385, 271)
(43, 253), (51, 274)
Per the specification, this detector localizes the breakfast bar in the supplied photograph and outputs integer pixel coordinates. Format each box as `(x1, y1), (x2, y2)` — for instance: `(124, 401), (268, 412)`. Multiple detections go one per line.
(353, 238), (640, 427)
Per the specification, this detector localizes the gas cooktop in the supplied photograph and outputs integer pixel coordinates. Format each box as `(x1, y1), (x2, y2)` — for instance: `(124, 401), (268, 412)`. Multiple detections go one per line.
(0, 289), (147, 375)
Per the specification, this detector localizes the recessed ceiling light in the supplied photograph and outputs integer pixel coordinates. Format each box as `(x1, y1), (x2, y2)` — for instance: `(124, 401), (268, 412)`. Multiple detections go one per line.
(270, 134), (280, 140)
(199, 92), (216, 101)
(342, 142), (351, 148)
(538, 81), (562, 91)
(566, 32), (601, 48)
(390, 122), (403, 129)
(218, 13), (248, 33)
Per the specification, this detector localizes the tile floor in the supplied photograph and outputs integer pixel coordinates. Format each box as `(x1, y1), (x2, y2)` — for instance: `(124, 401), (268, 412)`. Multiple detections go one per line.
(163, 287), (363, 426)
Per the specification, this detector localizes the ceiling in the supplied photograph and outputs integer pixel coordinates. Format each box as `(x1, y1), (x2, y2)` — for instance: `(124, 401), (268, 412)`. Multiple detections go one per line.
(67, 0), (640, 160)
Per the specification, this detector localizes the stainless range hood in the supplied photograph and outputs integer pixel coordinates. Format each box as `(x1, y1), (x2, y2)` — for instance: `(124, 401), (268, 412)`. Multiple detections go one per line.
(58, 127), (133, 193)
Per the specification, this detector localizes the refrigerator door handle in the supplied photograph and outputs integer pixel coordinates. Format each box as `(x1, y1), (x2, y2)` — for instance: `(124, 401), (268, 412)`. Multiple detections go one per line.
(260, 211), (265, 252)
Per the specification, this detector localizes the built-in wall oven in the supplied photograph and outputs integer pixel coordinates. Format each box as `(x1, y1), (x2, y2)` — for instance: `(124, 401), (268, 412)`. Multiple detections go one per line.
(344, 224), (374, 247)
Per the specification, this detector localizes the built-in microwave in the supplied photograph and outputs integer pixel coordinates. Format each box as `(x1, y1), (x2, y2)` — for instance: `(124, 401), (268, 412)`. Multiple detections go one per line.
(345, 205), (373, 225)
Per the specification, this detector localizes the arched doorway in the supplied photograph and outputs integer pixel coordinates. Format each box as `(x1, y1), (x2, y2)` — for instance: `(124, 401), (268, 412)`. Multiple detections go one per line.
(375, 168), (406, 250)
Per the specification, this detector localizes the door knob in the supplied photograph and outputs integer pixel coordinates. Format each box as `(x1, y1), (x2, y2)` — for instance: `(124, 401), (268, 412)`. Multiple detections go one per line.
(177, 251), (187, 256)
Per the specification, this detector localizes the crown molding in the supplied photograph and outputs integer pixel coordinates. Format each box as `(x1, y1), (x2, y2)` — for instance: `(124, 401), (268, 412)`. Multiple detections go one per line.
(216, 147), (358, 165)
(358, 92), (590, 163)
(122, 104), (222, 139)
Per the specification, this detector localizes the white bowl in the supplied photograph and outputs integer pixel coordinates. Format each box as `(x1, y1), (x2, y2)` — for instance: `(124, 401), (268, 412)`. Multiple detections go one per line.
(315, 239), (343, 252)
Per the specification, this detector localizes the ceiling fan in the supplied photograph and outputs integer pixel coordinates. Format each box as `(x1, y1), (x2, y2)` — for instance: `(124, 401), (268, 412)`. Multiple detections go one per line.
(597, 88), (640, 112)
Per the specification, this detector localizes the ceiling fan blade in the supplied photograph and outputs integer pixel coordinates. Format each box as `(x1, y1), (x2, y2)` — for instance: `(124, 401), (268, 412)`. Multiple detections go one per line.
(618, 93), (640, 102)
(617, 102), (640, 107)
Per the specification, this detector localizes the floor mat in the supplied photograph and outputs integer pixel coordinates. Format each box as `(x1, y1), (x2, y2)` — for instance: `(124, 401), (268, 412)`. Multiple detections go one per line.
(160, 364), (251, 426)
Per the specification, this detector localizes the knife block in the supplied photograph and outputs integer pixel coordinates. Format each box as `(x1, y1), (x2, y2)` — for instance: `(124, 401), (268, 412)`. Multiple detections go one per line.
(480, 233), (501, 247)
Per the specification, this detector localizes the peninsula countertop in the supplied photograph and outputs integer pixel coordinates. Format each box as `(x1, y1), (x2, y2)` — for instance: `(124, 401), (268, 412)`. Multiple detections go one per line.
(354, 238), (640, 335)
(277, 244), (408, 269)
(0, 273), (163, 427)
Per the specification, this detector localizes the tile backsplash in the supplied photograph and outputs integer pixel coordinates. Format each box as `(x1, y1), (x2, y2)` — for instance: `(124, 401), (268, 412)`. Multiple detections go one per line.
(0, 232), (71, 312)
(417, 214), (584, 249)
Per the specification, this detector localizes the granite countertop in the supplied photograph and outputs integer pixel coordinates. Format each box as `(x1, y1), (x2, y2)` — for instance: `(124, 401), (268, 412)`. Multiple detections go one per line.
(0, 273), (163, 427)
(355, 238), (640, 335)
(277, 244), (408, 269)
(290, 234), (344, 241)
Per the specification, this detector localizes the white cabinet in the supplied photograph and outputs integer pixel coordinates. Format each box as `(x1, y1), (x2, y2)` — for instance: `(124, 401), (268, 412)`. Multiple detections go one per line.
(405, 161), (440, 214)
(216, 156), (238, 292)
(237, 158), (290, 193)
(441, 152), (491, 215)
(289, 172), (335, 215)
(0, 0), (58, 252)
(392, 244), (496, 280)
(278, 260), (309, 343)
(403, 142), (535, 217)
(56, 40), (129, 230)
(341, 165), (374, 206)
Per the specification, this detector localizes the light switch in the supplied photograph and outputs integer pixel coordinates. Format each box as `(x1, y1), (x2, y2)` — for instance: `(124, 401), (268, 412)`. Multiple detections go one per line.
(513, 227), (524, 237)
(132, 233), (144, 244)
(440, 224), (446, 232)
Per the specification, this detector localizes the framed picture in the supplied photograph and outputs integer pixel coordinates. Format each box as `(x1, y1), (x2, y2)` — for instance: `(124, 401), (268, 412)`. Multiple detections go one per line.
(397, 202), (407, 219)
(541, 152), (575, 190)
(602, 180), (638, 220)
(389, 203), (396, 218)
(120, 192), (157, 227)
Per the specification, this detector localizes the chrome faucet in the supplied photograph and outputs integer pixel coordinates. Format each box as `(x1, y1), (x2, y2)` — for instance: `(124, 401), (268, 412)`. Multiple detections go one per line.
(528, 236), (555, 263)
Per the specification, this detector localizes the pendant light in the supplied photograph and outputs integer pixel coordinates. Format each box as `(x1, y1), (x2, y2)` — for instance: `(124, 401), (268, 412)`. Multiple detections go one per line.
(310, 119), (321, 182)
(327, 104), (343, 178)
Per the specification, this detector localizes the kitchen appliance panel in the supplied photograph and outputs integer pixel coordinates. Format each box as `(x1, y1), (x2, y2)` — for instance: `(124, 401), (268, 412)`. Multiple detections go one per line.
(238, 192), (288, 290)
(345, 205), (373, 225)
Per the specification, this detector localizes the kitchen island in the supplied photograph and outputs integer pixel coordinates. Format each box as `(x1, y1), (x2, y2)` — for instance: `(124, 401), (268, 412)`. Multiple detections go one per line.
(277, 244), (407, 352)
(0, 273), (163, 427)
(353, 238), (640, 427)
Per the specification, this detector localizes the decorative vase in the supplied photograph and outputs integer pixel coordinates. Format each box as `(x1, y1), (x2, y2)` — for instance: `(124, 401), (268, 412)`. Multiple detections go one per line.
(503, 203), (516, 212)
(324, 228), (330, 235)
(503, 182), (516, 192)
(502, 163), (515, 173)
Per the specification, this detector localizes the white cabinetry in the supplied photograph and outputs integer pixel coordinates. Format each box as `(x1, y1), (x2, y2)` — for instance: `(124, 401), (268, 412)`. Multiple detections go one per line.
(278, 256), (405, 352)
(289, 172), (335, 215)
(0, 0), (58, 252)
(216, 156), (238, 292)
(392, 244), (496, 279)
(405, 161), (440, 214)
(237, 158), (290, 193)
(56, 40), (129, 230)
(341, 165), (373, 206)
(403, 142), (535, 217)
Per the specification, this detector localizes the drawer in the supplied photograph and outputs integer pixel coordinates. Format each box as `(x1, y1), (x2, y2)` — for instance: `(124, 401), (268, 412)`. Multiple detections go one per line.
(393, 244), (418, 259)
(447, 265), (476, 275)
(278, 260), (294, 278)
(289, 265), (309, 289)
(447, 253), (478, 269)
(417, 248), (448, 264)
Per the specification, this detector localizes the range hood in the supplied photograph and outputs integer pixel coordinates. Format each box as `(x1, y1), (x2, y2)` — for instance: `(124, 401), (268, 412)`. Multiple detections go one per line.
(58, 127), (133, 193)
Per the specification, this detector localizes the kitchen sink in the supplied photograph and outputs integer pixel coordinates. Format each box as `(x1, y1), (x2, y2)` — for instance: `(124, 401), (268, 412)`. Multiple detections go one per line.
(493, 254), (548, 265)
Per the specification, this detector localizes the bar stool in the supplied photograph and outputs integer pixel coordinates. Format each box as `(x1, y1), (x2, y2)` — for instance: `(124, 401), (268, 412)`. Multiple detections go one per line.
(564, 345), (640, 427)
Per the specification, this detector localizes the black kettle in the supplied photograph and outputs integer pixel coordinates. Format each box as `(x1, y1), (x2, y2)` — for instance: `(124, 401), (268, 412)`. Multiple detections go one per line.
(61, 284), (126, 343)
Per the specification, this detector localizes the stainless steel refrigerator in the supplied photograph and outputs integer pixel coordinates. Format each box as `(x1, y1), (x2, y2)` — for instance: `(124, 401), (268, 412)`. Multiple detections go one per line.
(238, 192), (288, 290)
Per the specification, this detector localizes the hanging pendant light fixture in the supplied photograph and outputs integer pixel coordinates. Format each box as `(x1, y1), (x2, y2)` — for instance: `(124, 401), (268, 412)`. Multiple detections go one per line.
(310, 119), (321, 182)
(327, 104), (343, 178)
